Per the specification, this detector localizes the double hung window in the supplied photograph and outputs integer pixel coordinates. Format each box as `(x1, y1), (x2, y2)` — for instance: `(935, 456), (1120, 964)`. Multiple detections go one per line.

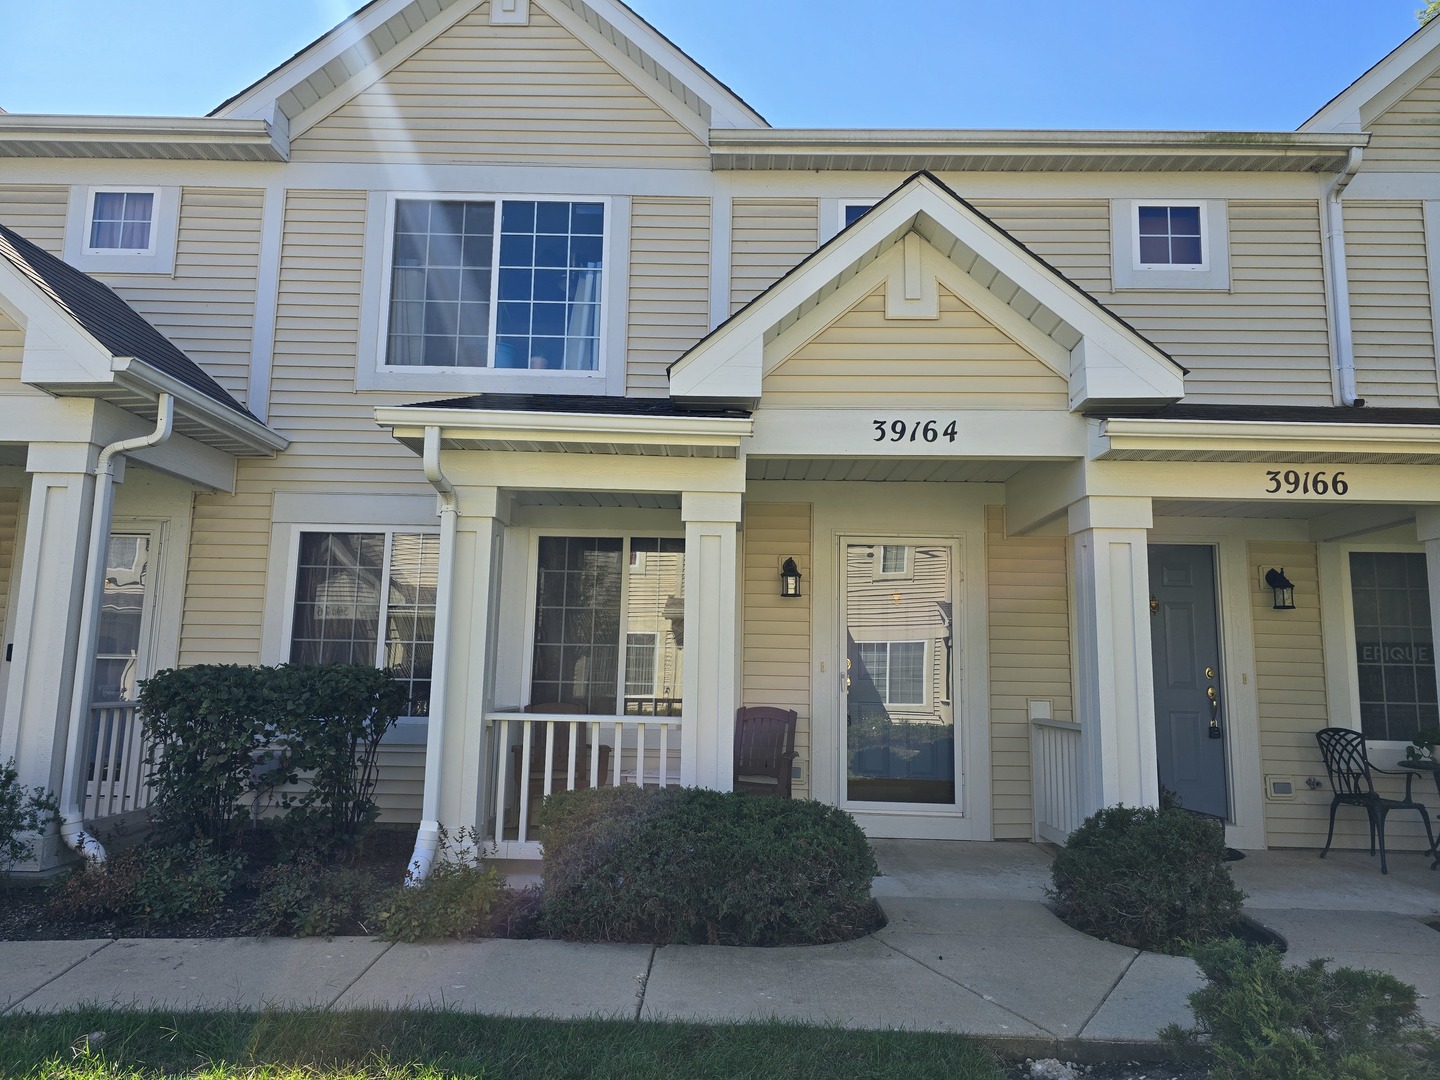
(855, 641), (927, 706)
(1349, 551), (1437, 743)
(288, 531), (440, 718)
(385, 198), (605, 372)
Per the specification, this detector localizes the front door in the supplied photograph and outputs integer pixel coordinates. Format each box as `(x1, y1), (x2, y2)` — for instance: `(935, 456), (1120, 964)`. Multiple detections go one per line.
(841, 539), (958, 813)
(1147, 544), (1228, 819)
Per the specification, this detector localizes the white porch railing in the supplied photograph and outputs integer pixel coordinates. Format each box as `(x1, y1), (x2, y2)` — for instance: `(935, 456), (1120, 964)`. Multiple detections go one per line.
(1031, 717), (1084, 845)
(82, 701), (153, 821)
(486, 710), (684, 857)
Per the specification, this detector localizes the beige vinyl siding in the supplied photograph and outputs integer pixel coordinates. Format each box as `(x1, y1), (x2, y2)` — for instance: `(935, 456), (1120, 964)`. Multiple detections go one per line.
(626, 197), (710, 396)
(0, 485), (20, 651)
(1102, 200), (1333, 405)
(763, 285), (1069, 409)
(986, 506), (1072, 840)
(967, 198), (1111, 294)
(0, 310), (23, 388)
(0, 185), (68, 254)
(741, 501), (812, 797)
(102, 188), (264, 405)
(1344, 201), (1438, 407)
(179, 491), (273, 667)
(374, 744), (424, 823)
(1362, 70), (1440, 171)
(291, 4), (706, 167)
(731, 198), (818, 313)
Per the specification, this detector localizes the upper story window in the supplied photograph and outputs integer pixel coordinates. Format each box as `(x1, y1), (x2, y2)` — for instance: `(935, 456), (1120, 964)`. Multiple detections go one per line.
(384, 197), (604, 373)
(64, 185), (178, 274)
(1111, 198), (1229, 291)
(87, 191), (156, 255)
(841, 201), (873, 229)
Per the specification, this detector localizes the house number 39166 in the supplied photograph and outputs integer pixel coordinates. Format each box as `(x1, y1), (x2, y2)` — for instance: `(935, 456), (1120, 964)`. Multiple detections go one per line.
(1265, 469), (1348, 495)
(872, 419), (959, 443)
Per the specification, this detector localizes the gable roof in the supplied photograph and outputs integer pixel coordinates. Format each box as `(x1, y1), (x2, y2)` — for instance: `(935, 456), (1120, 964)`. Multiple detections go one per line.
(212, 0), (765, 141)
(1301, 16), (1440, 132)
(669, 171), (1184, 412)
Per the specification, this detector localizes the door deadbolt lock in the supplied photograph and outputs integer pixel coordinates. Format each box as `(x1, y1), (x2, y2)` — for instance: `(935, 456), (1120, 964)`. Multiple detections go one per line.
(1204, 666), (1215, 679)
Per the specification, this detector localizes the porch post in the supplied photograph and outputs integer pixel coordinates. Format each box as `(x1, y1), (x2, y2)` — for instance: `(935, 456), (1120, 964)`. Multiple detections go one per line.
(1067, 495), (1159, 816)
(0, 444), (100, 870)
(1414, 508), (1440, 710)
(681, 492), (742, 789)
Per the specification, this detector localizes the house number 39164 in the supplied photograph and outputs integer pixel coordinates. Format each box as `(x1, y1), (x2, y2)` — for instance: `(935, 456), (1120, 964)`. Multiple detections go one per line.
(872, 419), (958, 443)
(1265, 469), (1348, 495)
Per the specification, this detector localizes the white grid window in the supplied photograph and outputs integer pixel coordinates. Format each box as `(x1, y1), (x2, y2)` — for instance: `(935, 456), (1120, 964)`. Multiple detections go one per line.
(857, 641), (926, 705)
(1136, 205), (1203, 267)
(625, 632), (658, 698)
(880, 545), (909, 575)
(88, 191), (155, 253)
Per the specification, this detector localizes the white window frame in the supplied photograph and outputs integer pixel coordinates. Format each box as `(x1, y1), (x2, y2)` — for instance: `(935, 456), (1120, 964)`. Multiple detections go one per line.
(624, 630), (660, 698)
(64, 185), (179, 275)
(873, 543), (912, 581)
(839, 200), (874, 230)
(1110, 198), (1229, 291)
(357, 190), (629, 396)
(856, 639), (930, 707)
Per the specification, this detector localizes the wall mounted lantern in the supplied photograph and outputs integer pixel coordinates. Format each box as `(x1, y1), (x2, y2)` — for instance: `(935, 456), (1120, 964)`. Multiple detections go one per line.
(1264, 567), (1296, 611)
(780, 557), (802, 598)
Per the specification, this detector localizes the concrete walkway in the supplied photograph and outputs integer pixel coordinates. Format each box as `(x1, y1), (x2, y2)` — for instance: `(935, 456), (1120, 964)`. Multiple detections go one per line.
(1, 841), (1436, 1056)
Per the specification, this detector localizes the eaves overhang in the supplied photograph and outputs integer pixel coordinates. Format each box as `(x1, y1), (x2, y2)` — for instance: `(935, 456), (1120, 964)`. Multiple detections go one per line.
(376, 404), (753, 458)
(0, 115), (288, 162)
(1098, 417), (1440, 465)
(710, 128), (1370, 173)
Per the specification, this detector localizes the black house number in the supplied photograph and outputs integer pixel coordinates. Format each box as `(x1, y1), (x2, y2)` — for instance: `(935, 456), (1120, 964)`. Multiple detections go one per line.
(1264, 469), (1349, 496)
(872, 419), (958, 443)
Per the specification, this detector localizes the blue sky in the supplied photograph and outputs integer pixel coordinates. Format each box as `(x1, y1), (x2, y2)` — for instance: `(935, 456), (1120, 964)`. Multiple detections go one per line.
(0, 1), (1426, 130)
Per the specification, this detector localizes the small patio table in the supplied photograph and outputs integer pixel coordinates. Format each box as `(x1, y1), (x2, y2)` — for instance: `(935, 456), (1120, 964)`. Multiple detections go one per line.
(1396, 758), (1440, 868)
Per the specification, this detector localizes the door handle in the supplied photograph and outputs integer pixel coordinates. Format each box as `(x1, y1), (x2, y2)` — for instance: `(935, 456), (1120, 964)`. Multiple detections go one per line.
(1206, 686), (1222, 739)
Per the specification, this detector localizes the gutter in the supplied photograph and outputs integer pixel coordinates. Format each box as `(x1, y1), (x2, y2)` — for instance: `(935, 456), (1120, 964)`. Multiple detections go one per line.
(1323, 147), (1365, 407)
(407, 425), (459, 885)
(58, 393), (175, 862)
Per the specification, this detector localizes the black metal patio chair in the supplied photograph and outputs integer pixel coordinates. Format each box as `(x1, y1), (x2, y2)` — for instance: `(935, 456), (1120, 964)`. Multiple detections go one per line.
(1315, 726), (1436, 874)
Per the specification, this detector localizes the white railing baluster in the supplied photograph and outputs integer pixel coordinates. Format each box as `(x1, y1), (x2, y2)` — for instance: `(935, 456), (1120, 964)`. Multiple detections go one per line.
(636, 723), (647, 789)
(494, 717), (510, 851)
(518, 720), (534, 842)
(659, 724), (669, 787)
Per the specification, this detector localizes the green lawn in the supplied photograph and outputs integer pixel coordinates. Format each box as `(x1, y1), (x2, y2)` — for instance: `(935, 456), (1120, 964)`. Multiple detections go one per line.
(0, 1008), (1006, 1079)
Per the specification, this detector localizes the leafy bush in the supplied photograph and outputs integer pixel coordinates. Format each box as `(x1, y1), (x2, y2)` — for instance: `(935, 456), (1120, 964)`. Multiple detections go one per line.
(1162, 939), (1440, 1080)
(48, 840), (242, 924)
(1048, 804), (1244, 953)
(536, 786), (880, 946)
(375, 832), (508, 943)
(0, 757), (58, 877)
(139, 664), (404, 852)
(247, 855), (385, 938)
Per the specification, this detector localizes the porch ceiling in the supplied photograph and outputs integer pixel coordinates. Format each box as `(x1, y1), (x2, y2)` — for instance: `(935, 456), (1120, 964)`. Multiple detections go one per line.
(0, 445), (26, 467)
(747, 457), (1025, 483)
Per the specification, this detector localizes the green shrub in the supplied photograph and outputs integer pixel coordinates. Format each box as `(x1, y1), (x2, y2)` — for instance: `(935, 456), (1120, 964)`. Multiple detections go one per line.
(48, 840), (242, 924)
(375, 835), (508, 942)
(536, 786), (880, 946)
(1048, 804), (1244, 953)
(247, 854), (384, 938)
(0, 757), (58, 877)
(140, 664), (404, 852)
(1162, 939), (1440, 1080)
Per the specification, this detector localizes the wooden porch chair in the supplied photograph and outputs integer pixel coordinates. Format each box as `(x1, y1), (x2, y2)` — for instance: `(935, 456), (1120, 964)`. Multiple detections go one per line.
(734, 706), (799, 798)
(512, 703), (611, 829)
(1316, 726), (1436, 874)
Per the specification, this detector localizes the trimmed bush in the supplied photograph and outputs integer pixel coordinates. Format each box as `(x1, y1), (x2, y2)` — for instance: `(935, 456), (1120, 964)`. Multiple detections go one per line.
(375, 860), (508, 942)
(1048, 804), (1244, 953)
(536, 786), (880, 946)
(247, 855), (385, 938)
(1162, 939), (1440, 1080)
(47, 839), (242, 924)
(0, 757), (57, 877)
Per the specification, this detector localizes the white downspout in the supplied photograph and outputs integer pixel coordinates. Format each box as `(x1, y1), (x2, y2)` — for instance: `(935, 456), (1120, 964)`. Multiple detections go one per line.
(59, 393), (175, 862)
(1324, 147), (1364, 407)
(407, 425), (458, 884)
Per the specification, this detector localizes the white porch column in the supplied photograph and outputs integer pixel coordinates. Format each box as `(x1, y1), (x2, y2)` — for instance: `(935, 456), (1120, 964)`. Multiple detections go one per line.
(681, 491), (742, 790)
(1067, 495), (1159, 816)
(1414, 508), (1440, 709)
(0, 444), (99, 869)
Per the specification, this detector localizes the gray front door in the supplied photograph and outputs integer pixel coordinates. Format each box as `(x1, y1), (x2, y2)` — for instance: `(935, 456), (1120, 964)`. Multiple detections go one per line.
(1147, 544), (1228, 819)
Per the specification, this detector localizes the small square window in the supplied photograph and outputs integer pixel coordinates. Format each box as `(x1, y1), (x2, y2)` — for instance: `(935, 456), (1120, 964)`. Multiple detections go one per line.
(842, 202), (873, 229)
(65, 186), (177, 273)
(1135, 205), (1204, 268)
(1111, 199), (1228, 290)
(89, 192), (155, 253)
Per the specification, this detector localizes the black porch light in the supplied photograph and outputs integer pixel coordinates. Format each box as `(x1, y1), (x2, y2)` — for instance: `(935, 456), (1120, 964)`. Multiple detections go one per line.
(780, 557), (802, 598)
(1264, 567), (1296, 610)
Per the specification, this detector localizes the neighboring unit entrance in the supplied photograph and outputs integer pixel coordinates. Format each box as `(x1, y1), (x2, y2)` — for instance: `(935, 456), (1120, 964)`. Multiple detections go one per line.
(841, 539), (958, 810)
(1147, 544), (1228, 819)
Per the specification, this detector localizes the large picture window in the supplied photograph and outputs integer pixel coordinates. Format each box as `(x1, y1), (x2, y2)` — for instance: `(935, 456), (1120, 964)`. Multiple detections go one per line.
(385, 197), (604, 372)
(1350, 551), (1437, 742)
(530, 536), (684, 716)
(289, 531), (439, 718)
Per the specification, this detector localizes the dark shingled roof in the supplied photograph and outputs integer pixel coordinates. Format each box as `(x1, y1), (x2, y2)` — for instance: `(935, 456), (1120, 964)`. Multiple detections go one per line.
(0, 222), (255, 419)
(399, 393), (751, 419)
(1093, 403), (1440, 426)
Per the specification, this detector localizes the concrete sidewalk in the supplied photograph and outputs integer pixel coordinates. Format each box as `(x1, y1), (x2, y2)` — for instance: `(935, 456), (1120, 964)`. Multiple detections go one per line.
(1, 841), (1435, 1055)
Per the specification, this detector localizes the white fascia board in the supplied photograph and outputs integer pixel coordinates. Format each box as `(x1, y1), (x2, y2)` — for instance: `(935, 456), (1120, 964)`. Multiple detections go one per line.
(0, 260), (117, 384)
(126, 430), (237, 493)
(110, 359), (289, 456)
(0, 114), (287, 160)
(570, 0), (766, 130)
(374, 406), (752, 448)
(1099, 417), (1440, 460)
(1301, 21), (1440, 133)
